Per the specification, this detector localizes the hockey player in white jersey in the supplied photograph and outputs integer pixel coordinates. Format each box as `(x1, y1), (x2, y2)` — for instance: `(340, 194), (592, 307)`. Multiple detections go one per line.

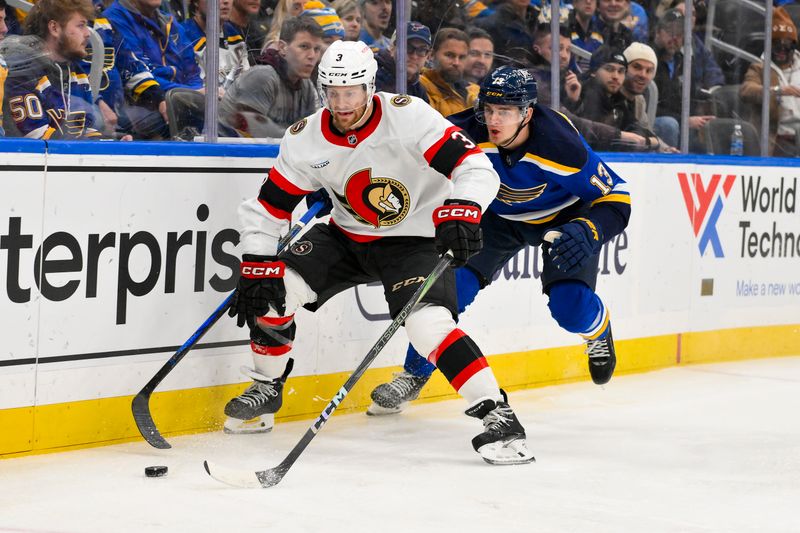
(224, 40), (534, 465)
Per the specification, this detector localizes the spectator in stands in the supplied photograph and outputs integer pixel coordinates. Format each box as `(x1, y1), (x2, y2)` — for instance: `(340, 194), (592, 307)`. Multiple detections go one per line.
(595, 0), (635, 50)
(419, 27), (478, 116)
(335, 0), (362, 42)
(103, 0), (202, 138)
(672, 0), (724, 90)
(218, 17), (321, 138)
(0, 0), (8, 41)
(568, 0), (603, 74)
(374, 20), (430, 101)
(4, 0), (131, 139)
(358, 0), (391, 51)
(262, 0), (305, 50)
(300, 1), (344, 54)
(531, 23), (582, 109)
(741, 7), (800, 157)
(0, 0), (10, 136)
(620, 42), (679, 152)
(463, 27), (493, 85)
(182, 0), (250, 91)
(620, 1), (648, 42)
(473, 0), (537, 67)
(571, 47), (635, 130)
(652, 8), (713, 149)
(412, 0), (469, 36)
(229, 0), (269, 63)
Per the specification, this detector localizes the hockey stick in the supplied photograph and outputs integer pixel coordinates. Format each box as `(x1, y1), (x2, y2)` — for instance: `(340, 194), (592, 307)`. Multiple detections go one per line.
(132, 199), (327, 449)
(203, 252), (454, 488)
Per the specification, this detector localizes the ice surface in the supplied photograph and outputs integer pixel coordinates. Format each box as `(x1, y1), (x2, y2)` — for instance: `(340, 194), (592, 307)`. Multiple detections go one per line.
(1, 357), (799, 533)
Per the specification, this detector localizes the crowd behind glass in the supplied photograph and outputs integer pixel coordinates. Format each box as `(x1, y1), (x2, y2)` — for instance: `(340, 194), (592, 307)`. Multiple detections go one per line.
(0, 0), (797, 157)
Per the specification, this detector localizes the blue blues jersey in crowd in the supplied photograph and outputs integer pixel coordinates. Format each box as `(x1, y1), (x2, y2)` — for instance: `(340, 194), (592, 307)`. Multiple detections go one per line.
(448, 103), (631, 240)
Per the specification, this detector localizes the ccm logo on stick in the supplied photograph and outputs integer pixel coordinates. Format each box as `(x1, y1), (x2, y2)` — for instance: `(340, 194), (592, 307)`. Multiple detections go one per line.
(241, 262), (285, 278)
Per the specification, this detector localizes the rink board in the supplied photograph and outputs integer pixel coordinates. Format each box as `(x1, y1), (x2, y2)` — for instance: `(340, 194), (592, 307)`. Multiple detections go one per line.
(1, 143), (799, 456)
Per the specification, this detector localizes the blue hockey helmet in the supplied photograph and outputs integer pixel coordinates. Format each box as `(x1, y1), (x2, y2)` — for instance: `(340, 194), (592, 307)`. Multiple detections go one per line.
(475, 66), (537, 123)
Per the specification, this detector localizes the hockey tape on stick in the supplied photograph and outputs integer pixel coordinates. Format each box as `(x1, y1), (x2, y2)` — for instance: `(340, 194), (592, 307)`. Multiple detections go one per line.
(543, 230), (562, 244)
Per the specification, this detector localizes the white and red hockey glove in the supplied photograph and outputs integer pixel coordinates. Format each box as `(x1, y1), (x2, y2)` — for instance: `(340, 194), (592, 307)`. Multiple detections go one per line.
(228, 254), (287, 328)
(432, 200), (483, 268)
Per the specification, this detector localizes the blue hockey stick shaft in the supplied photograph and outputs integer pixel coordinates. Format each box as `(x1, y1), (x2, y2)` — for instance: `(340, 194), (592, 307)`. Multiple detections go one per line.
(132, 199), (326, 448)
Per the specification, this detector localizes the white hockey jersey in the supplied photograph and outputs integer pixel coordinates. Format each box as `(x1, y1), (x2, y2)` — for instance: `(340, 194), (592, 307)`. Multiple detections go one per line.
(239, 93), (501, 256)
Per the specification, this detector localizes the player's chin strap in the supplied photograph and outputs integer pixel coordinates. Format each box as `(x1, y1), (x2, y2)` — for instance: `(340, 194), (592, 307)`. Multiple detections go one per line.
(498, 107), (532, 149)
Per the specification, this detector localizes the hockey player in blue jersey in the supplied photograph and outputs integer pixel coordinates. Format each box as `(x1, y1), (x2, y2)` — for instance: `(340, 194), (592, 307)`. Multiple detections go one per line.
(368, 66), (631, 415)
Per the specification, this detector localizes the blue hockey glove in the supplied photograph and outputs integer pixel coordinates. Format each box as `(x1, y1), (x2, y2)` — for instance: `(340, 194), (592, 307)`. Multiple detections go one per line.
(305, 189), (332, 218)
(433, 200), (483, 268)
(547, 218), (603, 276)
(228, 254), (287, 328)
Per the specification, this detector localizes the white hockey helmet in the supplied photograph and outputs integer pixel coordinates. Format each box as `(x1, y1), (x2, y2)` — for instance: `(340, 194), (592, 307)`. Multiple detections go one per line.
(317, 40), (378, 110)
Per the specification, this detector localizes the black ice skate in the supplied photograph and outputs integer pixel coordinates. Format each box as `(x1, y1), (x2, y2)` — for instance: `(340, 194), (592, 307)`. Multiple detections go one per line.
(465, 391), (535, 465)
(367, 371), (431, 416)
(585, 326), (617, 385)
(223, 359), (293, 434)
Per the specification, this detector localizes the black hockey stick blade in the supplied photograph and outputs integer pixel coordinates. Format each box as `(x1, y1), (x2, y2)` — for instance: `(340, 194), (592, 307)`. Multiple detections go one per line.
(204, 254), (453, 488)
(131, 200), (327, 449)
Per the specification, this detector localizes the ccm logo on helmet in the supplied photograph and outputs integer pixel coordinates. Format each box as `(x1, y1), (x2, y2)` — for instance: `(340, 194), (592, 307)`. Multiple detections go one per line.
(432, 205), (482, 225)
(241, 261), (285, 278)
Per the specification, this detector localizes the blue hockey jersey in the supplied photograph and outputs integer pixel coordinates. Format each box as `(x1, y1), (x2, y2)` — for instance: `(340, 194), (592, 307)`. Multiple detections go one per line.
(448, 103), (631, 239)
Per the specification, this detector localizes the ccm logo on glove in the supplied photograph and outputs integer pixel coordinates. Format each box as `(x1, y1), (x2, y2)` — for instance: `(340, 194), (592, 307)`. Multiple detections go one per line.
(433, 205), (482, 224)
(241, 261), (285, 278)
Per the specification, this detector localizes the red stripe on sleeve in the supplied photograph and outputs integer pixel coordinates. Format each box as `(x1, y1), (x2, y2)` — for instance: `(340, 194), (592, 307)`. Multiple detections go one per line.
(449, 357), (489, 392)
(258, 198), (292, 221)
(256, 314), (295, 327)
(269, 167), (313, 196)
(427, 328), (466, 365)
(423, 125), (460, 164)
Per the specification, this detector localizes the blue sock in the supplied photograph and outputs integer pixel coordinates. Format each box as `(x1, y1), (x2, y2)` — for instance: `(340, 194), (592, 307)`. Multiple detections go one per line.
(547, 281), (608, 338)
(403, 267), (481, 377)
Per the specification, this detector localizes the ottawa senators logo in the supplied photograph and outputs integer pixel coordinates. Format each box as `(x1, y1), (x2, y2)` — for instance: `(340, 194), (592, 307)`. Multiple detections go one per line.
(333, 169), (411, 228)
(289, 118), (307, 135)
(390, 94), (411, 107)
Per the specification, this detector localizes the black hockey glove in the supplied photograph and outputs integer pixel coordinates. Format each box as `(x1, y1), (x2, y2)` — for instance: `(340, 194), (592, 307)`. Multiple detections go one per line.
(432, 200), (483, 268)
(228, 254), (287, 329)
(305, 188), (333, 218)
(547, 218), (604, 276)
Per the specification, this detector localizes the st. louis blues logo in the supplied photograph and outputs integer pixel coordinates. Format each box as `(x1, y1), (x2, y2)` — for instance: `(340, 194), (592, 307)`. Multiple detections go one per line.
(678, 172), (736, 257)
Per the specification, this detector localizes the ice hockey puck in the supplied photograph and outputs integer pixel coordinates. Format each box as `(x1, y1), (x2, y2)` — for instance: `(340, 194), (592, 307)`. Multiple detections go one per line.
(144, 465), (168, 478)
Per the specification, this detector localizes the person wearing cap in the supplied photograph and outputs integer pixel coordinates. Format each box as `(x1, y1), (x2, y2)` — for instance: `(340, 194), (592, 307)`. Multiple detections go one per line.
(572, 45), (648, 150)
(300, 0), (345, 53)
(358, 0), (391, 51)
(652, 8), (714, 149)
(621, 42), (679, 152)
(420, 28), (480, 117)
(741, 6), (800, 157)
(374, 20), (430, 102)
(463, 27), (494, 85)
(218, 17), (322, 138)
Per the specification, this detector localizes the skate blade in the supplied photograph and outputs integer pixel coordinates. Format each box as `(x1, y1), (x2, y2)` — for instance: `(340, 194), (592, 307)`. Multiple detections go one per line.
(478, 438), (536, 465)
(365, 401), (409, 416)
(223, 414), (274, 434)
